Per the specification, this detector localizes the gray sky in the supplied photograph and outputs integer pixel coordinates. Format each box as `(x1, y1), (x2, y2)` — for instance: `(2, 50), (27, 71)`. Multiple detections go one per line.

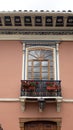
(0, 0), (73, 11)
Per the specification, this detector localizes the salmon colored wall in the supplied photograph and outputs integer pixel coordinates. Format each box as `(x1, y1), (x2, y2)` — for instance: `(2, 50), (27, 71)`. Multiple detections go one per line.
(59, 42), (73, 98)
(0, 41), (73, 98)
(0, 41), (22, 98)
(0, 41), (73, 130)
(0, 102), (73, 130)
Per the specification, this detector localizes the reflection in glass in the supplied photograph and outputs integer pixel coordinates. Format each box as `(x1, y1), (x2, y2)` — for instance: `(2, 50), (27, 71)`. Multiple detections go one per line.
(42, 73), (48, 79)
(33, 61), (40, 66)
(28, 62), (32, 66)
(28, 73), (32, 79)
(28, 67), (32, 72)
(28, 51), (37, 59)
(42, 67), (48, 72)
(33, 67), (40, 72)
(34, 77), (40, 79)
(42, 61), (48, 66)
(29, 51), (35, 55)
(28, 55), (34, 60)
(33, 73), (40, 78)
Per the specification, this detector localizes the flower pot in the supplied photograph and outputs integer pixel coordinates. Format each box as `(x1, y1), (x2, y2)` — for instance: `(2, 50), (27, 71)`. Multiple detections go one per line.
(47, 86), (57, 91)
(29, 86), (35, 90)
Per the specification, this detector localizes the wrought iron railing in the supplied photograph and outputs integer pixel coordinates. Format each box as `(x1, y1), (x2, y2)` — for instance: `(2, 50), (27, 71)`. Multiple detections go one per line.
(21, 80), (62, 97)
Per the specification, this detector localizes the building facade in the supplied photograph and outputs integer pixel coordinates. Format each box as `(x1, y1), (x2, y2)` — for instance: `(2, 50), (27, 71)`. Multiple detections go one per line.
(0, 11), (73, 130)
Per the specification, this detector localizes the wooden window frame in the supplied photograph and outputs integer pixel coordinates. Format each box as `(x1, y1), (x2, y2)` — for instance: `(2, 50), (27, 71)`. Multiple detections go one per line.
(25, 46), (56, 80)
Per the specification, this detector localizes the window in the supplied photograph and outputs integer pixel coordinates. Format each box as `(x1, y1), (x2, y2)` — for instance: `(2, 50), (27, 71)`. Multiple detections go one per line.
(22, 42), (59, 80)
(26, 46), (55, 80)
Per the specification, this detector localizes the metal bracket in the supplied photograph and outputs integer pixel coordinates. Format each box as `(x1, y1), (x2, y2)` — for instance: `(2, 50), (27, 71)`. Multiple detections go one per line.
(38, 98), (45, 112)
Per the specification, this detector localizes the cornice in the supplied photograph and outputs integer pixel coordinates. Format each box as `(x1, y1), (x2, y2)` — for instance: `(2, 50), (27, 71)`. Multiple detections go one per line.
(0, 98), (73, 103)
(0, 30), (73, 35)
(0, 34), (73, 41)
(0, 11), (73, 30)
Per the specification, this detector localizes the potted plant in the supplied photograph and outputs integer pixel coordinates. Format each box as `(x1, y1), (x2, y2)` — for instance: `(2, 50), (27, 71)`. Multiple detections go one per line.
(29, 80), (37, 90)
(46, 82), (57, 90)
(21, 80), (38, 96)
(21, 80), (31, 96)
(21, 80), (30, 89)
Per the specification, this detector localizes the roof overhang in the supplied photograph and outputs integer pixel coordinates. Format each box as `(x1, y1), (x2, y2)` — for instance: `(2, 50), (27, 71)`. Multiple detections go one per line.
(0, 11), (73, 41)
(0, 11), (73, 30)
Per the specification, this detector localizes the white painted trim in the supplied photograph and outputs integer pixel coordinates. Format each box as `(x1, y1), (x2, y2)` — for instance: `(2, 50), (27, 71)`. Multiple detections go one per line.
(22, 43), (25, 80)
(53, 47), (56, 80)
(0, 98), (19, 102)
(22, 43), (60, 80)
(56, 43), (60, 80)
(25, 48), (28, 80)
(22, 52), (24, 80)
(62, 99), (73, 102)
(19, 97), (73, 103)
(19, 96), (63, 100)
(0, 34), (73, 41)
(0, 97), (72, 103)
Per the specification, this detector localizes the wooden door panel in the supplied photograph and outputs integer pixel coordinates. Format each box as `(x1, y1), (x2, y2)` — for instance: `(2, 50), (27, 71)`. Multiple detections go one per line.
(25, 123), (38, 130)
(41, 123), (57, 130)
(25, 121), (57, 130)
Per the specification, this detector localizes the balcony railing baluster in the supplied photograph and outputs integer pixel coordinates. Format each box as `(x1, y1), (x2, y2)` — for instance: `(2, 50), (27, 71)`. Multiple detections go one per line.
(21, 80), (62, 97)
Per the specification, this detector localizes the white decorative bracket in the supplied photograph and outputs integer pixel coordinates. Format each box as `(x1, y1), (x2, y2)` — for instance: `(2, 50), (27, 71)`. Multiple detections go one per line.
(19, 97), (26, 112)
(56, 98), (63, 112)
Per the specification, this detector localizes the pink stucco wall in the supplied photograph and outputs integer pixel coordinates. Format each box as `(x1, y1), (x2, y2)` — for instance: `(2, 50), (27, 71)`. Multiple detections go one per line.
(0, 41), (22, 98)
(0, 41), (73, 130)
(60, 42), (73, 98)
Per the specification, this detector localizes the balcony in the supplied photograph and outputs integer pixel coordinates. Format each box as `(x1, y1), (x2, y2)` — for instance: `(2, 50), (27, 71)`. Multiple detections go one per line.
(19, 80), (63, 112)
(21, 80), (62, 97)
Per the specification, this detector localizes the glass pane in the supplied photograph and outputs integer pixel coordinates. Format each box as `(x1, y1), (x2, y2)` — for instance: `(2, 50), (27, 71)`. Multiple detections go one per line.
(42, 73), (48, 79)
(33, 61), (40, 66)
(33, 73), (40, 78)
(28, 55), (34, 59)
(28, 73), (32, 79)
(42, 61), (48, 66)
(50, 73), (54, 79)
(50, 61), (53, 66)
(34, 77), (40, 79)
(29, 50), (35, 55)
(42, 67), (48, 72)
(28, 51), (36, 60)
(35, 50), (41, 56)
(33, 67), (40, 72)
(28, 67), (32, 72)
(28, 62), (32, 66)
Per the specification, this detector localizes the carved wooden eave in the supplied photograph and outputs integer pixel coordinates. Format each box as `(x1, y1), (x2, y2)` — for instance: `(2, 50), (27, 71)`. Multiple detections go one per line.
(0, 11), (73, 31)
(0, 11), (73, 40)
